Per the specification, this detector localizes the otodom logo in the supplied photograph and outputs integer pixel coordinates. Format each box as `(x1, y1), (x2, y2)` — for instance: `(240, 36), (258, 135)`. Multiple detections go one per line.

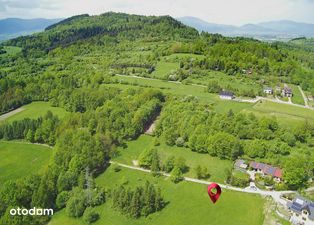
(9, 207), (54, 216)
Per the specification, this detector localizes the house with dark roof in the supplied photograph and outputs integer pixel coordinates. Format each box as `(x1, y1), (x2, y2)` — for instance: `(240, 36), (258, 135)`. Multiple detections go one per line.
(219, 91), (235, 100)
(282, 86), (293, 97)
(287, 196), (314, 222)
(249, 161), (282, 182)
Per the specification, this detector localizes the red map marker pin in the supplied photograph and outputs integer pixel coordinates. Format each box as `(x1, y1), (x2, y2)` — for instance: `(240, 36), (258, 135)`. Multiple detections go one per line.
(207, 183), (222, 204)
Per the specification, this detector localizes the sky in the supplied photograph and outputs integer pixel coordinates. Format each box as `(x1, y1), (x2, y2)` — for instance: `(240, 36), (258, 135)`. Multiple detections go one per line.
(0, 0), (314, 25)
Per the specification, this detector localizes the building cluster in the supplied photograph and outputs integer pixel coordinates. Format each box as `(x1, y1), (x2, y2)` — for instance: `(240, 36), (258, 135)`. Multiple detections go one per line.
(263, 85), (293, 97)
(234, 159), (282, 182)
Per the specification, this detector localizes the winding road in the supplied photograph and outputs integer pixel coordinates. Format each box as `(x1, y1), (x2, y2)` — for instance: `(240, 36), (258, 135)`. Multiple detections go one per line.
(110, 161), (296, 207)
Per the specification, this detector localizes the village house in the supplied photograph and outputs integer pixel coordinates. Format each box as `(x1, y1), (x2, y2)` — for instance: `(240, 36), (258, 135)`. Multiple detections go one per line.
(219, 91), (235, 100)
(249, 161), (282, 182)
(282, 86), (293, 97)
(287, 196), (314, 223)
(234, 159), (248, 172)
(263, 87), (273, 95)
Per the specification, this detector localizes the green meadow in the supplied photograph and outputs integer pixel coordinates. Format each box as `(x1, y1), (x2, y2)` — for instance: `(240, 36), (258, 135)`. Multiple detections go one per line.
(4, 101), (68, 122)
(107, 75), (314, 125)
(290, 84), (305, 105)
(0, 141), (52, 184)
(114, 135), (232, 183)
(50, 165), (265, 225)
(106, 75), (252, 113)
(244, 100), (314, 127)
(151, 61), (179, 79)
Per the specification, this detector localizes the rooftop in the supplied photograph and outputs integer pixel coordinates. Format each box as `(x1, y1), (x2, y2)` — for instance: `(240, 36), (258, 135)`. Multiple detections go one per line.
(287, 196), (314, 220)
(219, 91), (234, 97)
(249, 161), (282, 178)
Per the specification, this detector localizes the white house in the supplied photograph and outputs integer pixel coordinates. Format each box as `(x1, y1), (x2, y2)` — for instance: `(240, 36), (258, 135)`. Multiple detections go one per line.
(263, 87), (273, 95)
(219, 91), (235, 100)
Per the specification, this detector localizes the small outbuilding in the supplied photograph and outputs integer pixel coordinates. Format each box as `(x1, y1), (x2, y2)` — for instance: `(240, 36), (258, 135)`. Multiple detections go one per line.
(219, 91), (235, 100)
(263, 87), (273, 95)
(234, 159), (248, 172)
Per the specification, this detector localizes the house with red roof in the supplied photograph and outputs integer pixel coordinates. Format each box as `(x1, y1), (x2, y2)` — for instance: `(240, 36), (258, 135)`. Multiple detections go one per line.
(249, 161), (282, 182)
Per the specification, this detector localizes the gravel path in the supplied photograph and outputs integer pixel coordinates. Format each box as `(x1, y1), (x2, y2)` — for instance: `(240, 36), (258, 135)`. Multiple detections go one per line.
(0, 107), (24, 121)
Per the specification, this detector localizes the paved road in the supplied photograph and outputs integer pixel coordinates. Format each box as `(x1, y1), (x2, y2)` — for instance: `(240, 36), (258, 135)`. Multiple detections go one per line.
(110, 161), (295, 206)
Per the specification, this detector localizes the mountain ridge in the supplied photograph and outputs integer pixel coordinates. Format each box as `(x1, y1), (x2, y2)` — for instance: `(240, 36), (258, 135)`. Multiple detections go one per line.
(178, 16), (314, 40)
(0, 18), (63, 41)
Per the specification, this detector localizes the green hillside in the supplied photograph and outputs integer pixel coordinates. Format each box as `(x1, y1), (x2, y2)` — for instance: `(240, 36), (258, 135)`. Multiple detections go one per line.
(0, 12), (313, 225)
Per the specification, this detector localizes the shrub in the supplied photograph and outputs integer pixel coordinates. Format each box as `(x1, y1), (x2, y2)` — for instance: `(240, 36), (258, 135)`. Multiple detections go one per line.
(113, 166), (121, 172)
(230, 171), (250, 188)
(66, 190), (86, 218)
(175, 137), (185, 147)
(83, 207), (100, 224)
(170, 167), (183, 183)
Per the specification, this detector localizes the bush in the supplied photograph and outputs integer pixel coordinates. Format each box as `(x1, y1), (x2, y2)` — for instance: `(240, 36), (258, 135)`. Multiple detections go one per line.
(274, 182), (288, 191)
(170, 167), (183, 183)
(175, 137), (185, 147)
(66, 190), (86, 218)
(83, 207), (100, 224)
(113, 166), (121, 172)
(90, 189), (106, 206)
(230, 171), (250, 188)
(163, 156), (175, 173)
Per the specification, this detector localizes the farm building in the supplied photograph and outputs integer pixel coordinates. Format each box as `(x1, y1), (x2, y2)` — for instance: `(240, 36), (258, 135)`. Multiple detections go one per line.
(219, 91), (235, 100)
(249, 161), (282, 182)
(263, 87), (273, 95)
(287, 196), (314, 222)
(234, 159), (248, 172)
(282, 86), (293, 97)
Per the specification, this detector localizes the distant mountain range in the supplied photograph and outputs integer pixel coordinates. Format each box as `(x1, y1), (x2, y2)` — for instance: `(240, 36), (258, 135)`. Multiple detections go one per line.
(1, 16), (313, 42)
(0, 18), (62, 41)
(178, 17), (314, 40)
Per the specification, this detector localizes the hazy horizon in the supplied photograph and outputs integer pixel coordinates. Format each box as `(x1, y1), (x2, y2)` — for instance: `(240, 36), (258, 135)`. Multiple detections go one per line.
(0, 0), (314, 25)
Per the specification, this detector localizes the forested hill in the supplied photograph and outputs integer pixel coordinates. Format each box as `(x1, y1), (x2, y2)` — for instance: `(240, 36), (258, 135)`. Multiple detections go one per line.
(1, 12), (314, 111)
(5, 12), (199, 54)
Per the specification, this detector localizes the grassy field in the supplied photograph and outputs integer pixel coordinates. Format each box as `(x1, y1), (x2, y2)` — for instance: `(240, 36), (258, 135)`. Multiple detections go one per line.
(0, 46), (22, 57)
(107, 75), (314, 126)
(113, 135), (232, 183)
(4, 101), (68, 122)
(290, 85), (305, 105)
(50, 165), (265, 225)
(107, 75), (253, 113)
(0, 141), (52, 184)
(244, 100), (314, 127)
(189, 71), (262, 94)
(151, 61), (179, 79)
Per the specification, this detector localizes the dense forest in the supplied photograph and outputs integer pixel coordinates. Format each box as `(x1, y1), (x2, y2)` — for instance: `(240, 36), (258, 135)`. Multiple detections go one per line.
(0, 12), (313, 225)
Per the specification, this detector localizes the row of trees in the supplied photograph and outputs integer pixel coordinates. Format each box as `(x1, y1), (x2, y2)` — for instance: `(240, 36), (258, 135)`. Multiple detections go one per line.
(111, 181), (165, 218)
(0, 111), (60, 145)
